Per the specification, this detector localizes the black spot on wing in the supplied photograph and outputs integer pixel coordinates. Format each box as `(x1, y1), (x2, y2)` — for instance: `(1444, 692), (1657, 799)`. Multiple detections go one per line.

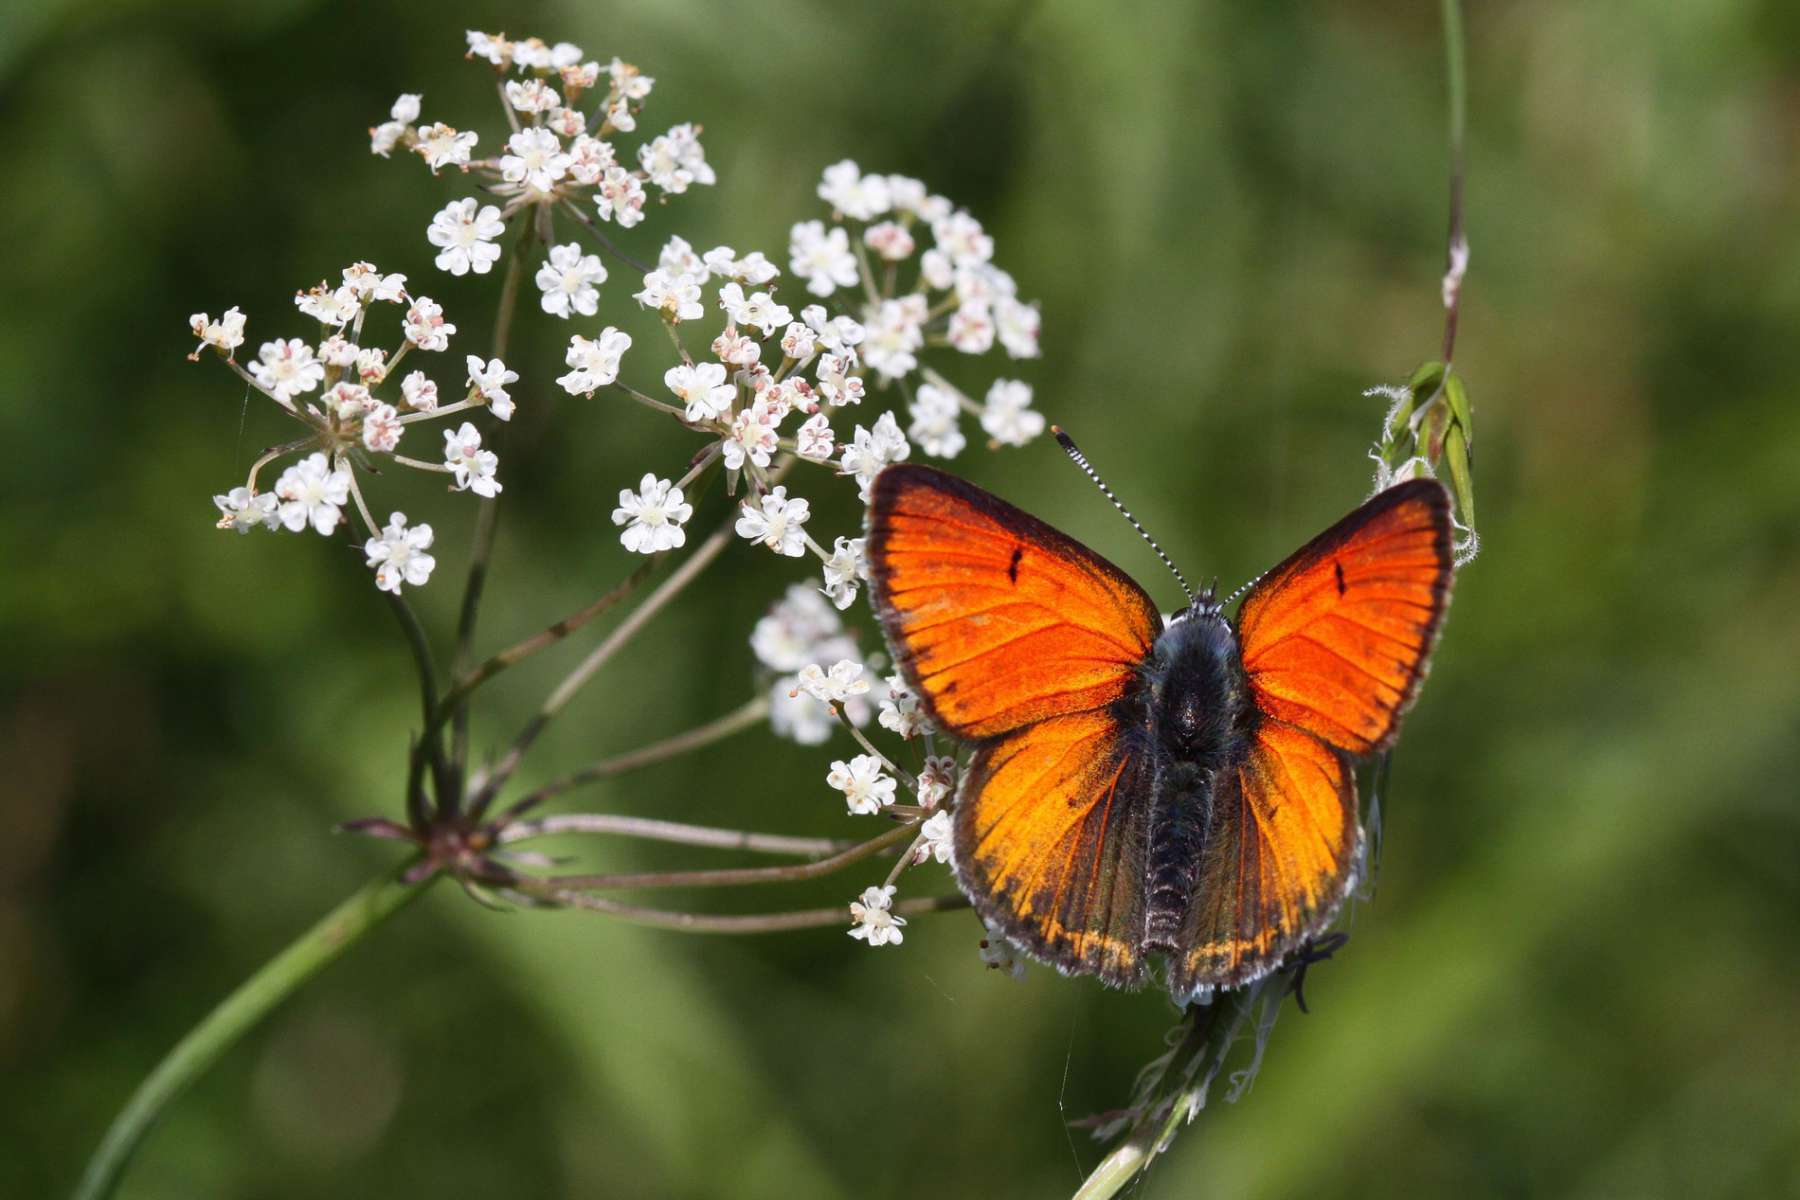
(1333, 560), (1346, 596)
(1008, 545), (1023, 584)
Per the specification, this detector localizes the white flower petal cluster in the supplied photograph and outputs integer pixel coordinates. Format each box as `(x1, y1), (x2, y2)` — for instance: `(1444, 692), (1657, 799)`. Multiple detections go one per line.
(839, 412), (911, 500)
(611, 473), (693, 553)
(465, 356), (520, 420)
(796, 659), (869, 705)
(753, 585), (880, 745)
(557, 328), (631, 395)
(828, 754), (897, 816)
(848, 884), (906, 947)
(735, 485), (810, 556)
(979, 379), (1045, 447)
(912, 810), (954, 866)
(443, 422), (502, 497)
(427, 198), (505, 276)
(273, 452), (350, 535)
(535, 243), (606, 318)
(365, 512), (436, 593)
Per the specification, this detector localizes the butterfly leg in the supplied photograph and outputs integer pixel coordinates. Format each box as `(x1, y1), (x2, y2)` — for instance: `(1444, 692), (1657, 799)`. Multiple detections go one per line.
(1284, 931), (1350, 1014)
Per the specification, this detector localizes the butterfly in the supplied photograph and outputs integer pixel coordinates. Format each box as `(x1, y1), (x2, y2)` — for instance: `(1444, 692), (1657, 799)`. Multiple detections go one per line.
(865, 455), (1453, 1002)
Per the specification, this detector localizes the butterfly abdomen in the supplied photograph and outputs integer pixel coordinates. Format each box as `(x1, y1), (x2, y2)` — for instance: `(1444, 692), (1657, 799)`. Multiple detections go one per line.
(1141, 611), (1254, 950)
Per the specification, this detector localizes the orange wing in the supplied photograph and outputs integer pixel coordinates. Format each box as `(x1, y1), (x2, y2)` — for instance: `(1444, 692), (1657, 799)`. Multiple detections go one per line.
(954, 710), (1154, 986)
(1236, 479), (1454, 755)
(865, 464), (1162, 740)
(1167, 717), (1358, 996)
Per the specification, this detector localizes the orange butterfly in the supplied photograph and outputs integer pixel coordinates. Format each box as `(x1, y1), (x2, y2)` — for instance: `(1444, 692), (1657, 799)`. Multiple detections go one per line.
(865, 451), (1453, 1001)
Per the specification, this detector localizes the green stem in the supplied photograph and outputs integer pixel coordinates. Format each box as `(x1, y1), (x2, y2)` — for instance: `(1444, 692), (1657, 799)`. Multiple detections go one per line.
(74, 865), (434, 1200)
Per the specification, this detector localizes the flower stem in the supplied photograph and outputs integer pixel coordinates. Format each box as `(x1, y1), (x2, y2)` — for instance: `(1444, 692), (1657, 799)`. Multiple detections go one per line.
(520, 887), (968, 934)
(539, 821), (916, 891)
(448, 224), (532, 807)
(1440, 0), (1468, 363)
(467, 465), (785, 818)
(497, 812), (853, 858)
(74, 865), (433, 1200)
(500, 694), (768, 814)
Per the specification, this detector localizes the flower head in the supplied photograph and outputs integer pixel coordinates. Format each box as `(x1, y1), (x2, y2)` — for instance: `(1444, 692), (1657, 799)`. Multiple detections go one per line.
(465, 356), (520, 419)
(612, 473), (692, 553)
(818, 160), (891, 221)
(665, 361), (734, 422)
(828, 755), (897, 816)
(535, 243), (607, 318)
(428, 199), (506, 276)
(364, 512), (436, 593)
(848, 884), (906, 946)
(499, 127), (570, 194)
(188, 308), (246, 359)
(912, 810), (954, 866)
(556, 328), (631, 395)
(273, 452), (350, 535)
(213, 486), (278, 534)
(403, 296), (456, 351)
(980, 378), (1044, 447)
(734, 485), (810, 556)
(795, 659), (869, 705)
(442, 422), (502, 497)
(248, 338), (325, 402)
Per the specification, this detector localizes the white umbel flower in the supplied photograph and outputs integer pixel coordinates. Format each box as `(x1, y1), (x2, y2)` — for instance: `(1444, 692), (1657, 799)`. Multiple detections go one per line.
(273, 452), (350, 535)
(364, 512), (436, 593)
(848, 884), (906, 947)
(535, 243), (607, 319)
(795, 659), (869, 704)
(734, 485), (810, 556)
(556, 328), (631, 395)
(611, 474), (693, 553)
(213, 487), (278, 534)
(465, 356), (520, 420)
(828, 755), (897, 816)
(979, 378), (1044, 447)
(427, 198), (505, 276)
(442, 422), (501, 497)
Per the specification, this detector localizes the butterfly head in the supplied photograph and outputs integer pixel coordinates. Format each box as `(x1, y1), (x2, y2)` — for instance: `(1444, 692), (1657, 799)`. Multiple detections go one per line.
(1175, 577), (1224, 626)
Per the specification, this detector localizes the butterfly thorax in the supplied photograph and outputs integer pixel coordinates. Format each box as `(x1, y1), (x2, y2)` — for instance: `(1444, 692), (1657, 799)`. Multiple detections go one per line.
(1141, 605), (1255, 949)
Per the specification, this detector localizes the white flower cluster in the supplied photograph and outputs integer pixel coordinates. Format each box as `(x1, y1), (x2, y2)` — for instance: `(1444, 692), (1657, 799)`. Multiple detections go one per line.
(746, 584), (978, 956)
(372, 31), (713, 306)
(192, 261), (512, 593)
(600, 159), (1047, 618)
(197, 35), (1052, 974)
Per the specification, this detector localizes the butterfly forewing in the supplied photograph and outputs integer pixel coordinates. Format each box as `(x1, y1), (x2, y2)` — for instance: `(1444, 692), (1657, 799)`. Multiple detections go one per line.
(866, 464), (1162, 740)
(1236, 479), (1453, 755)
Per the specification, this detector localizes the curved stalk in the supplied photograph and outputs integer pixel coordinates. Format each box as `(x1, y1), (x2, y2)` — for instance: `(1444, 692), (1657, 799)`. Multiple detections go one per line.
(75, 865), (434, 1200)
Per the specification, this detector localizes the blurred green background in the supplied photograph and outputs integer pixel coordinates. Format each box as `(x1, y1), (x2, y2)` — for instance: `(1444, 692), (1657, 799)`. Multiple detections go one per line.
(4, 0), (1799, 1196)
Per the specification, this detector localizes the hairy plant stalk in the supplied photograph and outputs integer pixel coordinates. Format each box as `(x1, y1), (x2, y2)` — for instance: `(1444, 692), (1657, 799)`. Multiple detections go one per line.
(468, 458), (792, 818)
(448, 223), (532, 808)
(517, 886), (968, 933)
(541, 821), (916, 891)
(75, 866), (433, 1200)
(504, 695), (770, 813)
(498, 813), (854, 858)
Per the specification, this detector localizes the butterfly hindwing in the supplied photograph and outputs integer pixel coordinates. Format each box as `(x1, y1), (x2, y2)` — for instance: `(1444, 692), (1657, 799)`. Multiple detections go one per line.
(1167, 716), (1357, 995)
(866, 464), (1162, 740)
(955, 710), (1153, 986)
(1235, 479), (1454, 755)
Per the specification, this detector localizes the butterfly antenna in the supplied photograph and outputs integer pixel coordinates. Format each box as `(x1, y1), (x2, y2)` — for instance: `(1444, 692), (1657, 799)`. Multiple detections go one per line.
(1052, 426), (1194, 601)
